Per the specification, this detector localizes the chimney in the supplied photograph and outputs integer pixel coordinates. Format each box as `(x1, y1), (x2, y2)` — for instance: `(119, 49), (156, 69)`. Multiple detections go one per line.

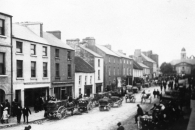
(82, 37), (96, 51)
(134, 49), (141, 57)
(66, 38), (80, 50)
(17, 22), (43, 37)
(103, 44), (111, 50)
(47, 31), (61, 39)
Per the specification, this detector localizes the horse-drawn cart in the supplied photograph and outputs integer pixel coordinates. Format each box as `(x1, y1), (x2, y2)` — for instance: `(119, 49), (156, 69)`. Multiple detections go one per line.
(110, 96), (123, 107)
(99, 97), (113, 111)
(78, 97), (93, 113)
(125, 92), (136, 103)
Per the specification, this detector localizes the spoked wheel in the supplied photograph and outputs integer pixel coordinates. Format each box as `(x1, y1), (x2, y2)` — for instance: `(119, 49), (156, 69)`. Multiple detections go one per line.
(57, 106), (66, 119)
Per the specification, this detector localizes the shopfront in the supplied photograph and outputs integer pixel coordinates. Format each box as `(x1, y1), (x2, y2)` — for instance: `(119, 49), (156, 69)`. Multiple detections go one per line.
(54, 86), (72, 100)
(96, 83), (102, 93)
(85, 85), (92, 96)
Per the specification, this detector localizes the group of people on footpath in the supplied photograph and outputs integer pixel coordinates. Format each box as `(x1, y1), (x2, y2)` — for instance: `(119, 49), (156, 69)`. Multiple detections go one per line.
(0, 99), (31, 124)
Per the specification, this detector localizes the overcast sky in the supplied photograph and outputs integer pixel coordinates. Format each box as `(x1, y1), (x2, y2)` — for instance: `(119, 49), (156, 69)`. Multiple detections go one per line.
(1, 0), (195, 65)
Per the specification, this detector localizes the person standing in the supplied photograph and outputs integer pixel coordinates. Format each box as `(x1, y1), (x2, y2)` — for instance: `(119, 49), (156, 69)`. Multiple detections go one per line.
(16, 104), (22, 124)
(156, 89), (160, 98)
(0, 103), (4, 120)
(4, 99), (10, 115)
(12, 99), (18, 117)
(117, 122), (125, 130)
(22, 106), (31, 124)
(163, 80), (167, 92)
(153, 89), (157, 98)
(135, 104), (143, 124)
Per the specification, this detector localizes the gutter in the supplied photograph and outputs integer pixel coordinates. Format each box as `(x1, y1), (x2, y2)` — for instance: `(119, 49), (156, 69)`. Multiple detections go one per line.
(10, 16), (13, 113)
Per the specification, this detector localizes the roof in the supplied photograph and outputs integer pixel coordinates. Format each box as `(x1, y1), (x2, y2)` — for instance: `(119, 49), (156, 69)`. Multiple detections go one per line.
(43, 32), (74, 50)
(133, 60), (143, 70)
(0, 12), (12, 17)
(137, 62), (150, 69)
(12, 24), (48, 44)
(113, 51), (133, 59)
(141, 53), (156, 63)
(79, 46), (102, 58)
(96, 45), (119, 57)
(170, 59), (195, 66)
(75, 56), (95, 73)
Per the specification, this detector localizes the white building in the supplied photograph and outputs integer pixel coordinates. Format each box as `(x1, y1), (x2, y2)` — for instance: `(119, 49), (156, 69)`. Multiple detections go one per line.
(74, 56), (95, 98)
(12, 22), (51, 107)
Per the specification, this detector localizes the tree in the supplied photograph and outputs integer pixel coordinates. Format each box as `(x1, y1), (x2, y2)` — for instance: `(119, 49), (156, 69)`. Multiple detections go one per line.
(160, 62), (174, 75)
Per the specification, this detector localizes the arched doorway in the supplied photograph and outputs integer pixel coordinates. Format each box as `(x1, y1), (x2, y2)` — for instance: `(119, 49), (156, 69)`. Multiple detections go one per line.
(0, 89), (5, 103)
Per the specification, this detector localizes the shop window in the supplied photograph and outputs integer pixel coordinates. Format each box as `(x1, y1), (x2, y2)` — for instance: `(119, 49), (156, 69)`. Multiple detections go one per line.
(68, 64), (71, 78)
(0, 19), (5, 35)
(17, 60), (23, 77)
(31, 44), (36, 55)
(55, 49), (59, 58)
(43, 62), (47, 77)
(55, 63), (60, 77)
(31, 61), (36, 77)
(16, 41), (23, 53)
(0, 53), (5, 75)
(42, 46), (47, 56)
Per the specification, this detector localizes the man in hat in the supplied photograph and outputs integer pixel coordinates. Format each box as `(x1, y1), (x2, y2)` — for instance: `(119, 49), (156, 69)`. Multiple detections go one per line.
(22, 106), (31, 124)
(117, 122), (125, 130)
(135, 104), (143, 124)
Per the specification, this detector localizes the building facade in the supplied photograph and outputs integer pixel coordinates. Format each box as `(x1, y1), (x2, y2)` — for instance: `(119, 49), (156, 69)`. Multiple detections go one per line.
(0, 12), (12, 104)
(12, 22), (51, 107)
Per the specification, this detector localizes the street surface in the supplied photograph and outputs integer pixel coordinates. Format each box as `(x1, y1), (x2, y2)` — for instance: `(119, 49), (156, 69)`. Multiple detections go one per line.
(4, 86), (159, 130)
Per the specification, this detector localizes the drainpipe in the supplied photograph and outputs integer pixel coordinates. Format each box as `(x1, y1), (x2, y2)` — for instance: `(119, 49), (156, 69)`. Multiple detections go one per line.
(10, 16), (13, 114)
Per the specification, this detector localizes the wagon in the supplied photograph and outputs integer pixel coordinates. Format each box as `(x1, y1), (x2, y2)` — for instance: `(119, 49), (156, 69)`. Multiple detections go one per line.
(92, 92), (111, 106)
(78, 97), (93, 113)
(45, 100), (75, 119)
(99, 97), (113, 111)
(110, 96), (123, 107)
(125, 92), (136, 103)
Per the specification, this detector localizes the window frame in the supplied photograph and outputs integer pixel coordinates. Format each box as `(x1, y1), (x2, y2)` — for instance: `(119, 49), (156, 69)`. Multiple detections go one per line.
(43, 62), (48, 77)
(0, 52), (5, 75)
(16, 41), (23, 53)
(68, 64), (72, 78)
(17, 60), (23, 77)
(55, 63), (60, 77)
(0, 19), (5, 36)
(42, 46), (47, 56)
(67, 51), (71, 60)
(55, 49), (59, 58)
(31, 61), (36, 77)
(98, 70), (100, 80)
(98, 59), (100, 67)
(30, 44), (36, 55)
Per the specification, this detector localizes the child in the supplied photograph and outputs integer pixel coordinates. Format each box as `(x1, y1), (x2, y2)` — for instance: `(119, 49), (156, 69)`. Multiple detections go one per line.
(1, 107), (9, 123)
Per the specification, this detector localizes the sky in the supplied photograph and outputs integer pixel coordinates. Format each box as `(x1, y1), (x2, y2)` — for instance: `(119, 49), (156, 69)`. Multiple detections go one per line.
(1, 0), (195, 65)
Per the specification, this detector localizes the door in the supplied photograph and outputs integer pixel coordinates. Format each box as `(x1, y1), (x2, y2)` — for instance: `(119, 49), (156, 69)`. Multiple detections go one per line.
(0, 89), (5, 103)
(15, 90), (21, 105)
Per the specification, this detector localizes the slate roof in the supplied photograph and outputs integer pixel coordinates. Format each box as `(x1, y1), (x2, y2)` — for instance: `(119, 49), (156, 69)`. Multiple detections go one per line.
(43, 32), (74, 50)
(75, 56), (95, 73)
(141, 53), (156, 63)
(12, 23), (48, 44)
(96, 45), (119, 57)
(113, 51), (133, 59)
(133, 60), (143, 70)
(170, 59), (195, 66)
(137, 62), (150, 69)
(79, 46), (102, 58)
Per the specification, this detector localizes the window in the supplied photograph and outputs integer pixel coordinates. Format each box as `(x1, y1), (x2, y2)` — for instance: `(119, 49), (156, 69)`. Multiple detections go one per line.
(55, 63), (60, 77)
(43, 62), (47, 77)
(68, 64), (71, 78)
(90, 76), (92, 84)
(98, 59), (100, 67)
(79, 75), (82, 84)
(85, 76), (87, 85)
(16, 41), (23, 53)
(0, 19), (5, 35)
(98, 70), (100, 80)
(55, 49), (59, 58)
(31, 44), (36, 55)
(0, 53), (5, 75)
(17, 60), (23, 77)
(67, 51), (71, 60)
(42, 46), (47, 56)
(31, 61), (36, 77)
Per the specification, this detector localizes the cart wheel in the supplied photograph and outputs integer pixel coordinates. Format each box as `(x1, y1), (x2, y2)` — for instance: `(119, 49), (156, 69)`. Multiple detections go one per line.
(57, 106), (66, 120)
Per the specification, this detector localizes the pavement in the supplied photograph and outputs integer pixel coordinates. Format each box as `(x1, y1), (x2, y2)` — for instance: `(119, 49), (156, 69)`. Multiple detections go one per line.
(187, 105), (195, 130)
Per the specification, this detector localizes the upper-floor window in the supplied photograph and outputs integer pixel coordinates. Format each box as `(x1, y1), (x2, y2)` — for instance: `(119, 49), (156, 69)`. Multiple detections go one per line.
(31, 44), (36, 55)
(67, 51), (71, 60)
(85, 76), (87, 85)
(90, 76), (92, 84)
(127, 68), (129, 75)
(123, 68), (125, 75)
(98, 70), (100, 80)
(16, 41), (23, 53)
(98, 59), (100, 67)
(68, 64), (71, 78)
(43, 62), (47, 77)
(0, 53), (5, 75)
(31, 61), (36, 77)
(55, 63), (60, 77)
(17, 60), (23, 77)
(0, 19), (5, 36)
(42, 46), (47, 56)
(79, 75), (82, 84)
(55, 49), (59, 58)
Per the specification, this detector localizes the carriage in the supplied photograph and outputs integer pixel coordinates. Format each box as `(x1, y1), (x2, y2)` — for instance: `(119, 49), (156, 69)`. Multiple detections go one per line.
(45, 100), (75, 119)
(92, 92), (111, 106)
(141, 93), (152, 104)
(78, 97), (93, 113)
(125, 92), (136, 103)
(99, 97), (113, 111)
(110, 96), (123, 107)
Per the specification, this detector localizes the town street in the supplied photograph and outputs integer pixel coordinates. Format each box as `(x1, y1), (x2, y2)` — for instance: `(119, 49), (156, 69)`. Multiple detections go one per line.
(4, 86), (160, 130)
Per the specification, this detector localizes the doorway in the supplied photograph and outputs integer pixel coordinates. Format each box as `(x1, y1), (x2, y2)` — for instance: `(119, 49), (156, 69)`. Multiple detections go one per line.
(0, 89), (5, 103)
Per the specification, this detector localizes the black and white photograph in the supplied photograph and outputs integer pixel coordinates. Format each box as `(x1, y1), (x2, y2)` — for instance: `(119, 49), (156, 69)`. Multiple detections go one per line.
(0, 0), (195, 130)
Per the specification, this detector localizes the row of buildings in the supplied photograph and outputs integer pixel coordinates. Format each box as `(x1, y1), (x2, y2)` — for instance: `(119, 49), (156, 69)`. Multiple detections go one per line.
(0, 12), (159, 107)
